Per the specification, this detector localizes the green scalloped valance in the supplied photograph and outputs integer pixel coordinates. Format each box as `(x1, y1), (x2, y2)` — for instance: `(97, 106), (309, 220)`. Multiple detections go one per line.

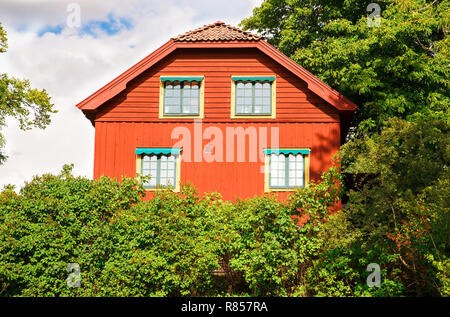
(264, 149), (310, 155)
(160, 76), (204, 82)
(232, 76), (276, 82)
(135, 148), (182, 155)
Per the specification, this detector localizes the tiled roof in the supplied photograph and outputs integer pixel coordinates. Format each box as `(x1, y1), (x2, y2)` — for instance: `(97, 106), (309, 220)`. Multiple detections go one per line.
(172, 21), (262, 42)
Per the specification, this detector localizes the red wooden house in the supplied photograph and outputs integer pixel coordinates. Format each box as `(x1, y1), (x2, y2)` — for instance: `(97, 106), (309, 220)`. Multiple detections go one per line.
(76, 21), (356, 201)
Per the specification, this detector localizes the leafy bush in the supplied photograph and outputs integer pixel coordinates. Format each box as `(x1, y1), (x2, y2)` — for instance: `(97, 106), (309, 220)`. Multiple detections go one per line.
(0, 125), (448, 298)
(335, 118), (450, 297)
(0, 168), (236, 296)
(89, 186), (235, 296)
(0, 164), (342, 296)
(0, 165), (145, 296)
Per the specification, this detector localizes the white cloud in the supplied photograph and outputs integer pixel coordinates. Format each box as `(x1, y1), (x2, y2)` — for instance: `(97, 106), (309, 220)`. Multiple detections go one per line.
(0, 0), (263, 189)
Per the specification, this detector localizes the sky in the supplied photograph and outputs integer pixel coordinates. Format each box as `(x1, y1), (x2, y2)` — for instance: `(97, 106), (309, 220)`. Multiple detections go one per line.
(0, 0), (263, 189)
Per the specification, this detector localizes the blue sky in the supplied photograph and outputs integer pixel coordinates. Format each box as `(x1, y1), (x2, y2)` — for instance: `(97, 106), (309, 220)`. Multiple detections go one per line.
(37, 13), (134, 37)
(0, 0), (263, 189)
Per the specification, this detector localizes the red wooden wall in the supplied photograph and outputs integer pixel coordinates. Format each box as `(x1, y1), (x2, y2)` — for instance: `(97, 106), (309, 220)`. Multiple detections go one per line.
(94, 122), (340, 201)
(93, 48), (341, 201)
(96, 48), (339, 123)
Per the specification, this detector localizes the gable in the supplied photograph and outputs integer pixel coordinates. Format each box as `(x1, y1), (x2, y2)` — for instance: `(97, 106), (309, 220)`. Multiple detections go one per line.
(95, 48), (339, 123)
(76, 22), (356, 124)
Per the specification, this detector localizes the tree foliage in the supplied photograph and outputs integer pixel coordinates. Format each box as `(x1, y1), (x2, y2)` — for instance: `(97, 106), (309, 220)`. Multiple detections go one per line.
(339, 118), (449, 296)
(241, 0), (449, 134)
(0, 152), (447, 297)
(0, 165), (343, 297)
(0, 22), (56, 164)
(240, 1), (449, 297)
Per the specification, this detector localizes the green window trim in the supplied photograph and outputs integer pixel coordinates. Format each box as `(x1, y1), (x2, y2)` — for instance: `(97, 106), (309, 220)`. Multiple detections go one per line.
(264, 149), (310, 155)
(135, 148), (182, 155)
(160, 76), (204, 82)
(140, 153), (177, 189)
(232, 76), (275, 82)
(234, 79), (273, 116)
(162, 80), (201, 116)
(269, 153), (306, 189)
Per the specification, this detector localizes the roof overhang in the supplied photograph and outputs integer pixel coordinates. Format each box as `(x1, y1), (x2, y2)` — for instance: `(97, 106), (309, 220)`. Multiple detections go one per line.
(76, 39), (357, 122)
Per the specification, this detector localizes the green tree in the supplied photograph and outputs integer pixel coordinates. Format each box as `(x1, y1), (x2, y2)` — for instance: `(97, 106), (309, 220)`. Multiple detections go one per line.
(0, 22), (56, 164)
(340, 118), (449, 296)
(241, 0), (449, 135)
(241, 1), (449, 296)
(301, 118), (449, 297)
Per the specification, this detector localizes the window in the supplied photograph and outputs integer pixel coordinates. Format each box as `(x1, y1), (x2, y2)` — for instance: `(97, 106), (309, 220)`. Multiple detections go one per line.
(136, 148), (181, 191)
(236, 81), (271, 114)
(142, 154), (176, 188)
(264, 149), (310, 191)
(231, 76), (276, 118)
(160, 76), (204, 118)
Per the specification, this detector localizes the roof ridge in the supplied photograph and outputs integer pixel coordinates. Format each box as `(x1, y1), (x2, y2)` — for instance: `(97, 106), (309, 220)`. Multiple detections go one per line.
(172, 21), (262, 42)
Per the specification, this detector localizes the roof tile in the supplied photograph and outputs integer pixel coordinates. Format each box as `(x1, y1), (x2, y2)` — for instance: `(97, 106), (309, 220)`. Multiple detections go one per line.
(172, 21), (262, 42)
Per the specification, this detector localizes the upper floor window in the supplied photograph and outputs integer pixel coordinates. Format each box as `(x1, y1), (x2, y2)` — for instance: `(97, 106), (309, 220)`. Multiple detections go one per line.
(231, 76), (276, 118)
(159, 76), (204, 118)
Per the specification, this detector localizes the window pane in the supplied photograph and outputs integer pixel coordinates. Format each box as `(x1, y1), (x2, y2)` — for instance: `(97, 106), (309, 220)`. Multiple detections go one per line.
(164, 81), (181, 113)
(166, 96), (178, 106)
(156, 155), (176, 188)
(268, 153), (306, 188)
(142, 155), (158, 187)
(235, 80), (271, 115)
(181, 81), (199, 114)
(165, 84), (173, 96)
(262, 82), (271, 94)
(242, 106), (252, 113)
(165, 105), (179, 113)
(288, 177), (296, 187)
(141, 154), (177, 188)
(236, 82), (245, 108)
(159, 177), (168, 186)
(286, 154), (305, 188)
(165, 80), (200, 115)
(182, 99), (191, 111)
(172, 82), (181, 96)
(236, 82), (245, 97)
(270, 154), (286, 187)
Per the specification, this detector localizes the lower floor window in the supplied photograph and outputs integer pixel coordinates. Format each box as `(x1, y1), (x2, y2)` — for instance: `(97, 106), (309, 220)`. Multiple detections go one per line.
(141, 154), (176, 188)
(265, 149), (309, 190)
(136, 148), (181, 190)
(270, 153), (304, 188)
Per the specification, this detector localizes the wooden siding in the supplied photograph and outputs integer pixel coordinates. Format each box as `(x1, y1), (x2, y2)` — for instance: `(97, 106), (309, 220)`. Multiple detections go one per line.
(95, 48), (339, 123)
(93, 121), (340, 201)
